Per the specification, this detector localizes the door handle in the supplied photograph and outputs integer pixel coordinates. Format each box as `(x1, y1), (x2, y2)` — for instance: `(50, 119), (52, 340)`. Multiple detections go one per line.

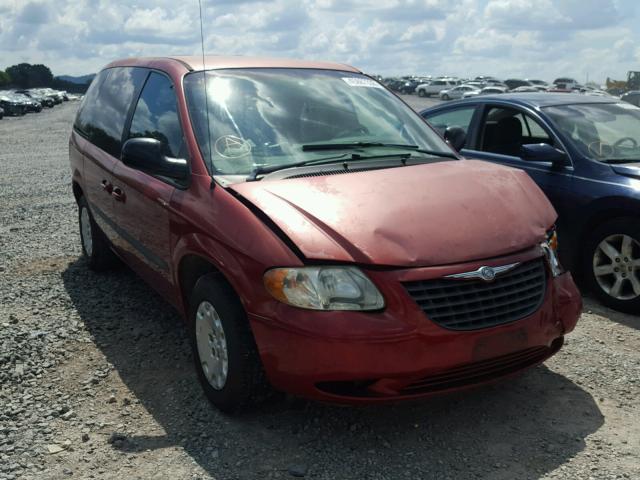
(112, 186), (126, 202)
(100, 179), (112, 193)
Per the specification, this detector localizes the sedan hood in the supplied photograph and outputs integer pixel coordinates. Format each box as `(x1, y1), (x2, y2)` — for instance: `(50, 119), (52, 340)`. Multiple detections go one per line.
(231, 160), (556, 267)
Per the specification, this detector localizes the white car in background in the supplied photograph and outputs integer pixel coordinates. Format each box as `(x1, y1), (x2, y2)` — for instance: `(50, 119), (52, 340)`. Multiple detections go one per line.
(439, 85), (480, 100)
(416, 79), (457, 97)
(463, 86), (509, 98)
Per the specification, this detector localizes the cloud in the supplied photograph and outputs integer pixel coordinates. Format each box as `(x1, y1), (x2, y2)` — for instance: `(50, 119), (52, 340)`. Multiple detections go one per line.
(17, 2), (51, 25)
(0, 0), (636, 84)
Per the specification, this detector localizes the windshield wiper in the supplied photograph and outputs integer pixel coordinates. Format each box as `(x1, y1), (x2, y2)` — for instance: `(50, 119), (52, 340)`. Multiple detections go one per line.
(246, 145), (456, 181)
(301, 142), (458, 159)
(247, 153), (350, 181)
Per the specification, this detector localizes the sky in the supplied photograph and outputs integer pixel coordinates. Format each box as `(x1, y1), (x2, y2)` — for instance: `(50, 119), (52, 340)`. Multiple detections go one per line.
(0, 0), (637, 84)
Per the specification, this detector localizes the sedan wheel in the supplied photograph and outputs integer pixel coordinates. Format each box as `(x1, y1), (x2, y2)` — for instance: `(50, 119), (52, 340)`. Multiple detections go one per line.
(592, 234), (640, 301)
(584, 217), (640, 313)
(195, 301), (229, 390)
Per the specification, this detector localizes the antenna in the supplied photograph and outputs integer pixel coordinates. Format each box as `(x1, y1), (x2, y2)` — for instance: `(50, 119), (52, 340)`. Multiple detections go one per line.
(198, 0), (214, 184)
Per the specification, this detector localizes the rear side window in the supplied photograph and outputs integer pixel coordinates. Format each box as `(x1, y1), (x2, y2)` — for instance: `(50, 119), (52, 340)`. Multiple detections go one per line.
(424, 107), (476, 136)
(127, 72), (184, 158)
(74, 67), (147, 157)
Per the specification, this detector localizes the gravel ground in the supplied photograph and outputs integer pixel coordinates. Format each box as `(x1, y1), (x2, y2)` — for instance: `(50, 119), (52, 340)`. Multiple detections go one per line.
(1, 99), (639, 480)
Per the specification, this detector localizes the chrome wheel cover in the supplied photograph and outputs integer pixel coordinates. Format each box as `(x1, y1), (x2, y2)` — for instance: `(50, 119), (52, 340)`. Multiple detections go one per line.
(195, 301), (229, 390)
(80, 207), (93, 257)
(593, 234), (640, 301)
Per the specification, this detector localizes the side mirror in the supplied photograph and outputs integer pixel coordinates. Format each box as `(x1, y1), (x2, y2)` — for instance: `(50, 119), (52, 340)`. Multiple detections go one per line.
(121, 138), (188, 180)
(444, 126), (466, 151)
(520, 143), (568, 165)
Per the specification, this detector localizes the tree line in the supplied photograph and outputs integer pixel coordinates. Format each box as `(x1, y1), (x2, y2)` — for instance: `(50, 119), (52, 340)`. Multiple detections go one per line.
(0, 63), (90, 93)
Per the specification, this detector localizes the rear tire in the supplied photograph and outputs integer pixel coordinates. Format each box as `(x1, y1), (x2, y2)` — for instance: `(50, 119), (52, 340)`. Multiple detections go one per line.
(78, 196), (116, 271)
(189, 273), (270, 413)
(583, 217), (640, 313)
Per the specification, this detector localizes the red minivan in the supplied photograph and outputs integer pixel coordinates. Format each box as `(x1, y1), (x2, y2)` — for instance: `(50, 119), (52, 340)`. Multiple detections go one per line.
(69, 56), (581, 412)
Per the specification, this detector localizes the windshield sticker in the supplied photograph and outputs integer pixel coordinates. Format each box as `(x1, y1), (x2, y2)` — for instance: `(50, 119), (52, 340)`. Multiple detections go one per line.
(588, 141), (614, 158)
(214, 135), (252, 158)
(342, 77), (384, 88)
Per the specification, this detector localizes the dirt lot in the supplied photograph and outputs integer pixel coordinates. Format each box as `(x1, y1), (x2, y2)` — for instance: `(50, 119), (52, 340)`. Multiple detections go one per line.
(1, 99), (639, 480)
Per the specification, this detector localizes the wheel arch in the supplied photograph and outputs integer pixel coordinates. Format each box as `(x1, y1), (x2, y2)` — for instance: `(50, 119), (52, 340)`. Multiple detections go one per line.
(176, 251), (246, 323)
(72, 180), (83, 203)
(577, 196), (640, 239)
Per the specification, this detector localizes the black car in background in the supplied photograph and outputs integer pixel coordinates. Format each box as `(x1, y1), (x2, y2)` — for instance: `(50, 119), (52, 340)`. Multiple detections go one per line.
(9, 92), (42, 113)
(422, 93), (640, 313)
(0, 106), (4, 119)
(504, 79), (533, 90)
(0, 94), (25, 116)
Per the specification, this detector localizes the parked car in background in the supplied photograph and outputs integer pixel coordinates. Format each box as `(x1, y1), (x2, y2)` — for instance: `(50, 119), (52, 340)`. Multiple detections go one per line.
(504, 79), (532, 90)
(16, 89), (55, 108)
(463, 86), (509, 98)
(416, 79), (456, 97)
(0, 93), (26, 116)
(621, 90), (640, 106)
(548, 84), (574, 93)
(527, 79), (549, 88)
(512, 86), (541, 93)
(440, 84), (480, 100)
(69, 56), (580, 412)
(9, 92), (42, 113)
(398, 78), (420, 94)
(421, 93), (640, 313)
(0, 106), (4, 119)
(553, 77), (579, 90)
(34, 88), (63, 104)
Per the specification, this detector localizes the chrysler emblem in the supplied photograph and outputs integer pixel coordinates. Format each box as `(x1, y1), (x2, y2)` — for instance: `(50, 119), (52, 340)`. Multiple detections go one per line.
(444, 262), (520, 281)
(478, 266), (496, 282)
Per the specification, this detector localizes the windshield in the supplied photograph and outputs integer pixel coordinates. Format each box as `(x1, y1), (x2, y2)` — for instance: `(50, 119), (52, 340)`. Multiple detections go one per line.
(183, 68), (453, 176)
(544, 102), (640, 162)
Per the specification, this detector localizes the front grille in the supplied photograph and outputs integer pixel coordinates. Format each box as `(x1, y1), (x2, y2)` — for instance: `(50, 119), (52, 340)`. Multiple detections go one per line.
(403, 259), (547, 330)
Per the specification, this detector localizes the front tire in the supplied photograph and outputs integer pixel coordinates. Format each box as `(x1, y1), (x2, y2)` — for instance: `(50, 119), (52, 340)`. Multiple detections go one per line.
(418, 89), (426, 97)
(189, 274), (269, 413)
(78, 196), (115, 271)
(442, 93), (450, 100)
(584, 217), (640, 313)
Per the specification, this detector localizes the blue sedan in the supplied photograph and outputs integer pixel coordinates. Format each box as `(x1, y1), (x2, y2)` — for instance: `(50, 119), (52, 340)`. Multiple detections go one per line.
(421, 93), (640, 313)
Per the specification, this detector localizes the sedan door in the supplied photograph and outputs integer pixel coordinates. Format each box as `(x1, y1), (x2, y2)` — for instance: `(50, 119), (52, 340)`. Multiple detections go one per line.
(111, 71), (187, 303)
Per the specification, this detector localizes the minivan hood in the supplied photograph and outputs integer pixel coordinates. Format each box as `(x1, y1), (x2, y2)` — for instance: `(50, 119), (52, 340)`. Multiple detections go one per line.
(611, 163), (640, 180)
(231, 160), (556, 267)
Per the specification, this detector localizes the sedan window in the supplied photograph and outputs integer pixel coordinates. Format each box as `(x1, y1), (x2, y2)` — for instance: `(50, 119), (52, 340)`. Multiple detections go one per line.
(424, 107), (476, 137)
(480, 107), (552, 156)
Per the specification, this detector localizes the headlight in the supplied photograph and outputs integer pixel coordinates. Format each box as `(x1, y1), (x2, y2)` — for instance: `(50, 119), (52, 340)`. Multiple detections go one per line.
(263, 266), (385, 311)
(541, 229), (563, 277)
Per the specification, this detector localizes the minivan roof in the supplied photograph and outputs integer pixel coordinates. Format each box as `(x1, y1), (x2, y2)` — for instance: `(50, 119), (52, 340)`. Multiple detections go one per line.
(105, 56), (361, 74)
